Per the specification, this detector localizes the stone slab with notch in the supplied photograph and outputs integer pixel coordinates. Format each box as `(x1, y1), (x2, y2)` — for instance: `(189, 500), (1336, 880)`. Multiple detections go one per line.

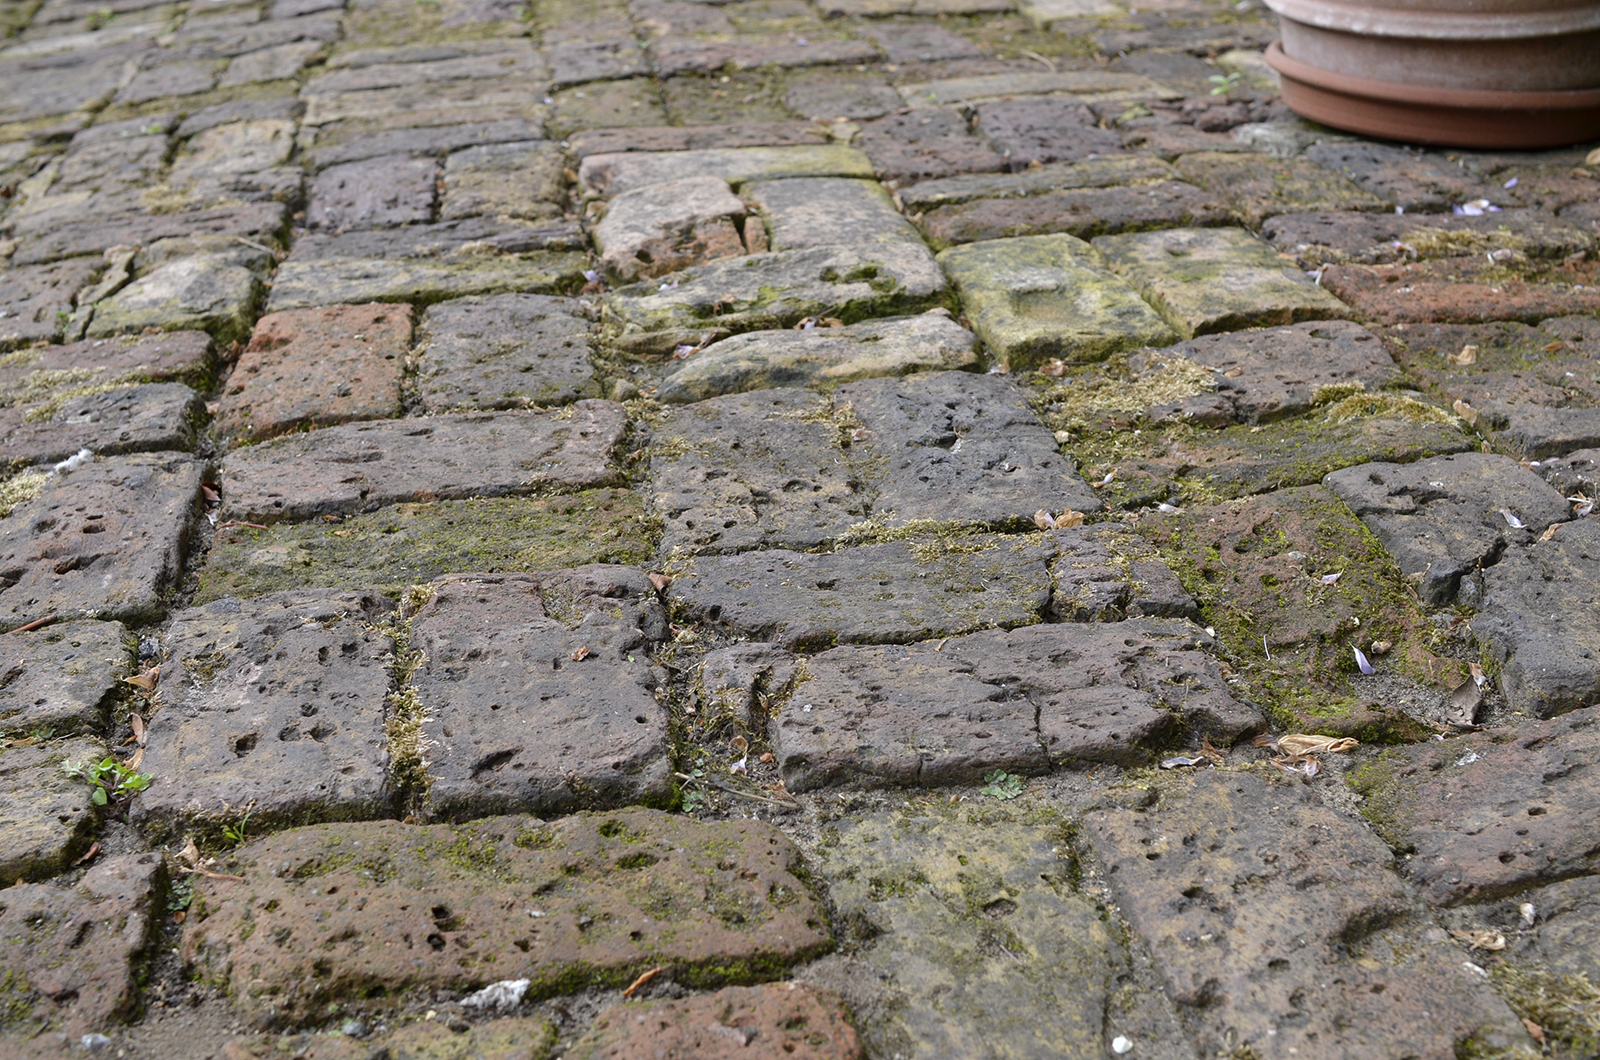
(1323, 452), (1570, 606)
(937, 234), (1176, 371)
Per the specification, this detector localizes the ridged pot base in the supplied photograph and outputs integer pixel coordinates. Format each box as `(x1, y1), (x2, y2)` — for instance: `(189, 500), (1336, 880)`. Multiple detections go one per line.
(1266, 40), (1600, 149)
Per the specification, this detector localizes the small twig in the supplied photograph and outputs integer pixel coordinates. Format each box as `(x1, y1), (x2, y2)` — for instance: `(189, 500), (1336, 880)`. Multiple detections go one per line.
(233, 237), (275, 255)
(622, 966), (663, 998)
(707, 778), (800, 809)
(215, 521), (269, 530)
(7, 615), (57, 634)
(189, 867), (245, 882)
(1018, 48), (1057, 73)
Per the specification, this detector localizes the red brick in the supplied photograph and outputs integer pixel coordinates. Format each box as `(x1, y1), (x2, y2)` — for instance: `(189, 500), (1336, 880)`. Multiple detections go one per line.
(217, 303), (409, 442)
(1321, 256), (1600, 326)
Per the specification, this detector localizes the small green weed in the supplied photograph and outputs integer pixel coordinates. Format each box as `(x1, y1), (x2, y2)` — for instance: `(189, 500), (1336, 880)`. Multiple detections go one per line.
(1208, 72), (1241, 95)
(63, 756), (152, 806)
(221, 813), (252, 848)
(980, 770), (1026, 800)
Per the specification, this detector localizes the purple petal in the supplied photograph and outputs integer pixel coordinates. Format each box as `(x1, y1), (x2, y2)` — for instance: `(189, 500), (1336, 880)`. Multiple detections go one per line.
(1320, 572), (1341, 585)
(1353, 646), (1375, 675)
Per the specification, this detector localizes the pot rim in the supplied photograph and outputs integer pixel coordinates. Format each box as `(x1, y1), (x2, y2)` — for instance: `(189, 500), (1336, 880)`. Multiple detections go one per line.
(1266, 40), (1600, 109)
(1264, 0), (1600, 40)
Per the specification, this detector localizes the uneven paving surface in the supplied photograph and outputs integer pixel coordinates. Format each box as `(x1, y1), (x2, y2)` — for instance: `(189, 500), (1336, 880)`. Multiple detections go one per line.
(0, 0), (1597, 1058)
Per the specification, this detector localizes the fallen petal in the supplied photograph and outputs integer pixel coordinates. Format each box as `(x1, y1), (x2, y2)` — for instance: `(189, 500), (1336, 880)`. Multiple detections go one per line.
(1353, 646), (1376, 675)
(1320, 571), (1342, 585)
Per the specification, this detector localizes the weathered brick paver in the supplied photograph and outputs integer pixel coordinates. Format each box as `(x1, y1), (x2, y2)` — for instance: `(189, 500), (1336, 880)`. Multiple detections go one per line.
(6, 0), (1600, 1054)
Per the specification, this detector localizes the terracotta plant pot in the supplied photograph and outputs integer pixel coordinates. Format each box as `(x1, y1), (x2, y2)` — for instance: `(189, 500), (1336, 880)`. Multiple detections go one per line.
(1262, 0), (1600, 148)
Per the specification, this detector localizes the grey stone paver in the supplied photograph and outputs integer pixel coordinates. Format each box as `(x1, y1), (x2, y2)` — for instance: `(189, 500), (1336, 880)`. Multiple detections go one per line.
(841, 369), (1101, 525)
(440, 140), (566, 223)
(6, 0), (1600, 1052)
(0, 453), (205, 631)
(1145, 319), (1398, 425)
(1349, 705), (1600, 904)
(744, 176), (921, 251)
(132, 589), (396, 837)
(411, 569), (671, 819)
(0, 619), (131, 733)
(649, 387), (865, 557)
(812, 814), (1117, 1059)
(86, 253), (264, 345)
(1085, 770), (1530, 1059)
(0, 736), (101, 881)
(603, 241), (948, 352)
(416, 293), (599, 410)
(220, 401), (626, 523)
(306, 154), (437, 229)
(1323, 452), (1570, 606)
(666, 536), (1054, 650)
(0, 381), (203, 464)
(656, 310), (978, 403)
(1474, 518), (1600, 717)
(579, 145), (876, 198)
(769, 619), (1256, 791)
(183, 810), (831, 1026)
(0, 853), (162, 1036)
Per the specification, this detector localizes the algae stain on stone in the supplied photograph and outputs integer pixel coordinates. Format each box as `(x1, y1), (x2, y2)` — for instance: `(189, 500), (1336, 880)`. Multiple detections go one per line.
(195, 491), (655, 603)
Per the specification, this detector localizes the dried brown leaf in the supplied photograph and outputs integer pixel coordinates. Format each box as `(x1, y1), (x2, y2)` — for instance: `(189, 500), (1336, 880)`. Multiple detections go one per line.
(570, 645), (590, 662)
(1449, 928), (1506, 951)
(648, 572), (671, 592)
(71, 841), (101, 867)
(124, 664), (160, 692)
(1452, 398), (1478, 426)
(1274, 734), (1359, 756)
(130, 713), (146, 746)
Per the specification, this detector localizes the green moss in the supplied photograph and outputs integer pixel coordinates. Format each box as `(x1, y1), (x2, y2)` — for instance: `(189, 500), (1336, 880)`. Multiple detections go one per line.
(1492, 965), (1600, 1058)
(0, 468), (48, 519)
(195, 491), (654, 604)
(1143, 487), (1455, 735)
(1028, 352), (1215, 433)
(1346, 750), (1416, 851)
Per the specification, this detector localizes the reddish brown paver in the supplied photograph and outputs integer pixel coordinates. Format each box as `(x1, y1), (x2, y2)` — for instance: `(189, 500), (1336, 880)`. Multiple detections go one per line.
(216, 303), (409, 442)
(0, 853), (163, 1039)
(184, 810), (832, 1026)
(566, 984), (863, 1060)
(1322, 256), (1600, 325)
(1349, 706), (1600, 906)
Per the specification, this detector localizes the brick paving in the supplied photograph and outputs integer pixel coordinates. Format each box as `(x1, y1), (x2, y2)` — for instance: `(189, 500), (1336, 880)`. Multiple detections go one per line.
(0, 0), (1596, 1057)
